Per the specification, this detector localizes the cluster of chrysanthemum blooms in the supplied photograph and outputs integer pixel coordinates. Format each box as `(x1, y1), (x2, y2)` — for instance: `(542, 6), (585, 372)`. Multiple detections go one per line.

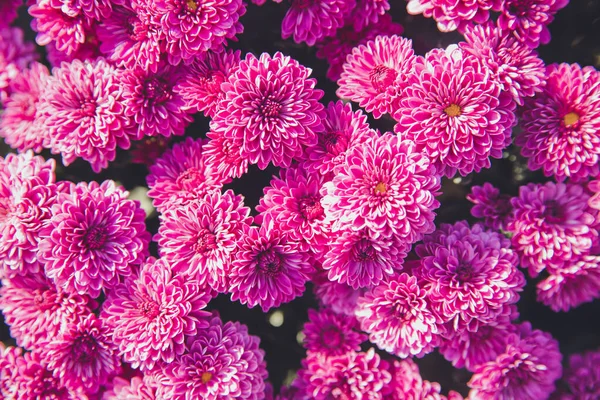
(1, 0), (600, 397)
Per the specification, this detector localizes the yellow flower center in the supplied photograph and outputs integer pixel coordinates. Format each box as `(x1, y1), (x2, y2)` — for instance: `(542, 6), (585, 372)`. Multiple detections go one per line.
(375, 182), (387, 194)
(186, 0), (197, 11)
(444, 104), (461, 117)
(201, 372), (212, 384)
(563, 112), (579, 127)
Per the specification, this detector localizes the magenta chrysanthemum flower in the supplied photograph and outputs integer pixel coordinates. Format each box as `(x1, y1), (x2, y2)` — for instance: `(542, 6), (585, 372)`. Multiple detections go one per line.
(312, 272), (366, 316)
(156, 314), (268, 400)
(0, 273), (94, 351)
(507, 182), (598, 277)
(394, 45), (517, 177)
(467, 183), (513, 231)
(561, 349), (600, 400)
(536, 255), (600, 312)
(460, 23), (546, 106)
(302, 308), (366, 357)
(256, 167), (330, 255)
(146, 137), (223, 213)
(102, 257), (212, 371)
(388, 359), (445, 400)
(37, 58), (134, 172)
(468, 322), (563, 400)
(280, 0), (354, 46)
(322, 133), (441, 241)
(0, 344), (22, 399)
(0, 0), (22, 27)
(203, 130), (249, 180)
(155, 0), (245, 65)
(588, 180), (600, 211)
(156, 189), (252, 292)
(413, 0), (500, 32)
(356, 273), (439, 358)
(337, 35), (416, 119)
(0, 27), (37, 102)
(97, 1), (165, 72)
(175, 49), (241, 117)
(0, 62), (50, 152)
(103, 375), (157, 400)
(315, 14), (403, 81)
(498, 0), (568, 48)
(211, 52), (324, 169)
(322, 228), (408, 289)
(517, 63), (600, 182)
(413, 221), (525, 332)
(229, 224), (314, 312)
(347, 0), (390, 31)
(298, 348), (392, 400)
(301, 100), (377, 176)
(121, 63), (194, 139)
(44, 28), (103, 67)
(39, 180), (150, 298)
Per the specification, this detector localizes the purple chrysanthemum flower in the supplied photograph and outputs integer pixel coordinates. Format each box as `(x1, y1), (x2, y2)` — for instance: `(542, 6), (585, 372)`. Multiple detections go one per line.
(211, 52), (325, 169)
(388, 358), (445, 400)
(175, 49), (241, 117)
(467, 183), (513, 231)
(322, 228), (408, 289)
(229, 224), (314, 312)
(312, 272), (366, 316)
(560, 349), (600, 400)
(0, 27), (37, 102)
(155, 0), (245, 65)
(316, 14), (403, 81)
(45, 313), (121, 394)
(337, 35), (417, 119)
(203, 130), (249, 180)
(322, 133), (441, 241)
(356, 273), (439, 358)
(394, 45), (517, 177)
(517, 63), (600, 182)
(39, 180), (150, 298)
(37, 58), (134, 172)
(256, 167), (330, 255)
(460, 23), (546, 106)
(298, 348), (392, 400)
(0, 62), (50, 152)
(156, 189), (252, 292)
(103, 375), (157, 400)
(301, 100), (377, 176)
(507, 182), (598, 277)
(536, 255), (600, 312)
(302, 308), (366, 357)
(121, 63), (194, 139)
(102, 257), (212, 371)
(468, 322), (563, 400)
(347, 0), (390, 31)
(146, 137), (222, 213)
(279, 0), (354, 46)
(0, 0), (22, 27)
(156, 314), (268, 400)
(588, 180), (600, 211)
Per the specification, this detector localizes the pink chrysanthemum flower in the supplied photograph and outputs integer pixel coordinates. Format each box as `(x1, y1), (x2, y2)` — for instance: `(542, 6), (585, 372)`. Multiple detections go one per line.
(560, 349), (600, 400)
(301, 100), (377, 176)
(468, 322), (563, 400)
(0, 0), (22, 27)
(39, 180), (150, 298)
(0, 273), (94, 351)
(0, 27), (37, 102)
(0, 344), (22, 399)
(176, 49), (241, 117)
(322, 133), (441, 241)
(322, 228), (408, 289)
(298, 348), (392, 399)
(256, 167), (330, 255)
(312, 272), (366, 316)
(460, 23), (546, 106)
(498, 0), (568, 48)
(0, 62), (50, 152)
(146, 137), (222, 213)
(44, 28), (103, 67)
(45, 313), (121, 394)
(280, 0), (354, 46)
(97, 1), (165, 72)
(103, 375), (157, 400)
(347, 0), (390, 31)
(37, 58), (134, 172)
(507, 182), (598, 277)
(337, 35), (416, 119)
(211, 52), (325, 170)
(356, 273), (439, 358)
(203, 130), (249, 180)
(302, 308), (366, 357)
(155, 0), (245, 65)
(121, 63), (194, 139)
(394, 45), (517, 177)
(467, 183), (513, 231)
(536, 255), (600, 312)
(413, 221), (525, 332)
(102, 257), (212, 371)
(316, 14), (403, 81)
(517, 63), (600, 182)
(156, 190), (252, 292)
(229, 224), (314, 312)
(406, 0), (500, 33)
(156, 314), (268, 400)
(388, 358), (445, 400)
